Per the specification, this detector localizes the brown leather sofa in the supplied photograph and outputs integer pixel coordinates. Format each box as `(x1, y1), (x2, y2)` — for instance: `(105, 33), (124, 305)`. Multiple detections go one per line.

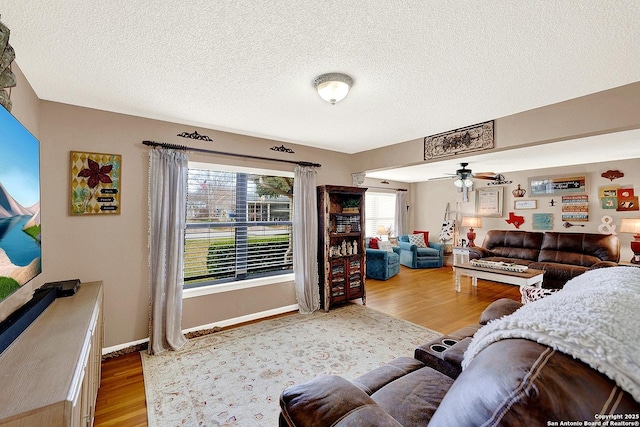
(467, 230), (620, 288)
(279, 298), (640, 426)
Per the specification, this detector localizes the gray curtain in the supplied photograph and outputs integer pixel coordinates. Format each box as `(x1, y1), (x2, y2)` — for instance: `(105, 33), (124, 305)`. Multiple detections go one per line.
(148, 148), (188, 355)
(395, 190), (408, 236)
(293, 165), (319, 313)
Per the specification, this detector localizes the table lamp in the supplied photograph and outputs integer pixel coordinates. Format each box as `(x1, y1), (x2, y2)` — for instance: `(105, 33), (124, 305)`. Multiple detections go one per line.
(619, 218), (640, 264)
(461, 216), (482, 247)
(376, 225), (388, 240)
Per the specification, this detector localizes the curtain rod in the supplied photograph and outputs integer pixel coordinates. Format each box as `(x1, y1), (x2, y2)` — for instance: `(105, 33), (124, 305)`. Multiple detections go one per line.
(142, 140), (321, 168)
(363, 185), (408, 191)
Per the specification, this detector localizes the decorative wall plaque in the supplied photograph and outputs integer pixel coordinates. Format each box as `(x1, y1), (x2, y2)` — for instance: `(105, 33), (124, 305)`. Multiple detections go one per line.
(424, 120), (494, 160)
(70, 151), (121, 215)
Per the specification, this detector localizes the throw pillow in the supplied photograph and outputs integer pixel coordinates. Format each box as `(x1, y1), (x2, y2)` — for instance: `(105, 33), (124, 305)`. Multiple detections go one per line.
(413, 230), (429, 243)
(369, 237), (379, 249)
(439, 220), (455, 241)
(378, 240), (394, 252)
(407, 233), (427, 248)
(520, 286), (560, 304)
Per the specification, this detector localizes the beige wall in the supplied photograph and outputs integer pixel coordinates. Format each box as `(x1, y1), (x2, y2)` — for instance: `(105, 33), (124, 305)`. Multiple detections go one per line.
(6, 62), (640, 350)
(412, 158), (640, 262)
(7, 64), (357, 348)
(351, 82), (640, 174)
(36, 102), (357, 349)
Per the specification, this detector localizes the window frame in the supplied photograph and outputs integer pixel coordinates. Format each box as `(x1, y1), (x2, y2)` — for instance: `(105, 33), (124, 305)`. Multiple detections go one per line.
(364, 191), (397, 238)
(184, 162), (295, 290)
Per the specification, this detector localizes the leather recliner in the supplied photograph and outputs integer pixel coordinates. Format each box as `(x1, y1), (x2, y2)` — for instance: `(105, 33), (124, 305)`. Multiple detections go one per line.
(279, 298), (639, 426)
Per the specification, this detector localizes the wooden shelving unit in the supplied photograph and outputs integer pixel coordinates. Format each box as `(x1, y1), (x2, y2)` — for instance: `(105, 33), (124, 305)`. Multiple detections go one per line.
(317, 185), (367, 311)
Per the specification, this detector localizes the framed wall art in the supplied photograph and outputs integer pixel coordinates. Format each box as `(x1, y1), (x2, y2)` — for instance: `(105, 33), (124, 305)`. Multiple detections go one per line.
(514, 199), (537, 210)
(617, 188), (638, 211)
(561, 195), (588, 222)
(529, 175), (587, 196)
(70, 151), (122, 215)
(532, 213), (553, 230)
(424, 120), (494, 160)
(476, 187), (503, 217)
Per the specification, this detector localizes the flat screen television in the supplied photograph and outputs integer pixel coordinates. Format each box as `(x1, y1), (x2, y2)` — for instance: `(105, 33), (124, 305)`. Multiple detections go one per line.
(0, 106), (41, 308)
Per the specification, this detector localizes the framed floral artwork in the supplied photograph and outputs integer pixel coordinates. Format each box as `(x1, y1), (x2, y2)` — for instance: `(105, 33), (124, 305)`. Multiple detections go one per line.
(70, 151), (121, 215)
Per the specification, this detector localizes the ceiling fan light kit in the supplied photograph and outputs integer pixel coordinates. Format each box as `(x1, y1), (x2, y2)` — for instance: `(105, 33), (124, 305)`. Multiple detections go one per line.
(454, 178), (473, 188)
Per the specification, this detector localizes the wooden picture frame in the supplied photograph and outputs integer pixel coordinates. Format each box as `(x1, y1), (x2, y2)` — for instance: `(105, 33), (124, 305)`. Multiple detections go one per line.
(476, 187), (503, 217)
(514, 199), (537, 210)
(70, 151), (122, 215)
(529, 174), (587, 196)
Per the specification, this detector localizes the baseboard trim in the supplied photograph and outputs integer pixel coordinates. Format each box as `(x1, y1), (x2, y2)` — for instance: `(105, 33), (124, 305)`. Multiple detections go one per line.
(102, 303), (299, 356)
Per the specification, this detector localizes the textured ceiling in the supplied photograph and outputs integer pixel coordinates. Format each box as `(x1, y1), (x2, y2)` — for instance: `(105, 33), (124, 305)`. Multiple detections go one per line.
(2, 2), (640, 159)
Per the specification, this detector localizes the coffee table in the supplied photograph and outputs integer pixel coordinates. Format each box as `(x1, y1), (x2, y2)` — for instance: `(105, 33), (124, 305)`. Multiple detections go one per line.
(454, 262), (544, 292)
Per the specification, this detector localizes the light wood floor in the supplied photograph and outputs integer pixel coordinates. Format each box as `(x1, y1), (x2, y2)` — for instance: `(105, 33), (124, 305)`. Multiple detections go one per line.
(94, 266), (521, 426)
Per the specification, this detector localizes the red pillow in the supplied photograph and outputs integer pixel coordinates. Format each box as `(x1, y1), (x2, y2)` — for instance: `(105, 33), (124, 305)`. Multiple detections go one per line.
(369, 237), (379, 249)
(413, 230), (429, 243)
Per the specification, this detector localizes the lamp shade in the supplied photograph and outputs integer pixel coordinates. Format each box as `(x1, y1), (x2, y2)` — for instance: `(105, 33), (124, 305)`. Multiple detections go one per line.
(619, 218), (640, 236)
(313, 73), (353, 104)
(461, 216), (482, 228)
(376, 225), (388, 236)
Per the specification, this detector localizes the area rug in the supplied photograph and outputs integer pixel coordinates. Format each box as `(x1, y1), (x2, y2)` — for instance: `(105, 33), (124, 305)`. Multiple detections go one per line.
(141, 303), (440, 426)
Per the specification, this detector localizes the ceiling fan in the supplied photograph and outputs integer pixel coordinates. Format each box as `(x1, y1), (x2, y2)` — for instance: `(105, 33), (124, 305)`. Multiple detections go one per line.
(452, 162), (474, 188)
(451, 162), (512, 186)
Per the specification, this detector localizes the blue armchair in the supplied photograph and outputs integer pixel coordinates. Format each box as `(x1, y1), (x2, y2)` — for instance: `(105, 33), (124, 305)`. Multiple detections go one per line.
(396, 235), (444, 268)
(365, 238), (400, 280)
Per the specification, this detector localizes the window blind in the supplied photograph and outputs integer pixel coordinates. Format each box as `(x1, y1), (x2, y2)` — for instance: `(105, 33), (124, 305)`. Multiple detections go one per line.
(184, 168), (293, 286)
(365, 192), (397, 237)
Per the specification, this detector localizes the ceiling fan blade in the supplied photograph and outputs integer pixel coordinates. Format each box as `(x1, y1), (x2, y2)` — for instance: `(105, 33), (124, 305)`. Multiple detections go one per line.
(473, 172), (498, 180)
(427, 175), (456, 181)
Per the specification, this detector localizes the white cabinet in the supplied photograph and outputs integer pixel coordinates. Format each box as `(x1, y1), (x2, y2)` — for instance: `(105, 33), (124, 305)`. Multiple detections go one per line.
(0, 281), (103, 426)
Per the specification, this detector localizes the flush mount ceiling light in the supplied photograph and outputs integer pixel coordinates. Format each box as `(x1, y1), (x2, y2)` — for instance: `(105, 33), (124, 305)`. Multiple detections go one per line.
(312, 72), (354, 104)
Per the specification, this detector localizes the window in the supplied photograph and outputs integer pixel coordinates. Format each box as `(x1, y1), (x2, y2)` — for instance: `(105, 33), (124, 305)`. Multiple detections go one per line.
(365, 192), (396, 237)
(184, 163), (294, 287)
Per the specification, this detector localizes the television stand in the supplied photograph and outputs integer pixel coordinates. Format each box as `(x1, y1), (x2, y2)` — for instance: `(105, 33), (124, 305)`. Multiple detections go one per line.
(0, 281), (103, 426)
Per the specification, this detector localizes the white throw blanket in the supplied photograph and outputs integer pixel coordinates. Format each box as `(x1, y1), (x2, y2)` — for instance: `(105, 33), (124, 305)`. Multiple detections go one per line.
(462, 266), (640, 402)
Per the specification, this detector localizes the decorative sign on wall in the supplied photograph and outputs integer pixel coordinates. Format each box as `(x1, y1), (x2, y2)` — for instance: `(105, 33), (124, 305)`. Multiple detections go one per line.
(424, 120), (494, 160)
(561, 195), (588, 222)
(532, 213), (553, 230)
(505, 212), (525, 229)
(476, 187), (503, 217)
(599, 185), (619, 209)
(617, 188), (638, 211)
(70, 151), (121, 215)
(600, 169), (624, 181)
(529, 175), (587, 196)
(514, 199), (537, 209)
(598, 216), (617, 235)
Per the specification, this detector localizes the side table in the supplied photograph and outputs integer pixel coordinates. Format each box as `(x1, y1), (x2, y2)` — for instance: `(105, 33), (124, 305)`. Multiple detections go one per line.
(618, 262), (640, 268)
(452, 246), (470, 266)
